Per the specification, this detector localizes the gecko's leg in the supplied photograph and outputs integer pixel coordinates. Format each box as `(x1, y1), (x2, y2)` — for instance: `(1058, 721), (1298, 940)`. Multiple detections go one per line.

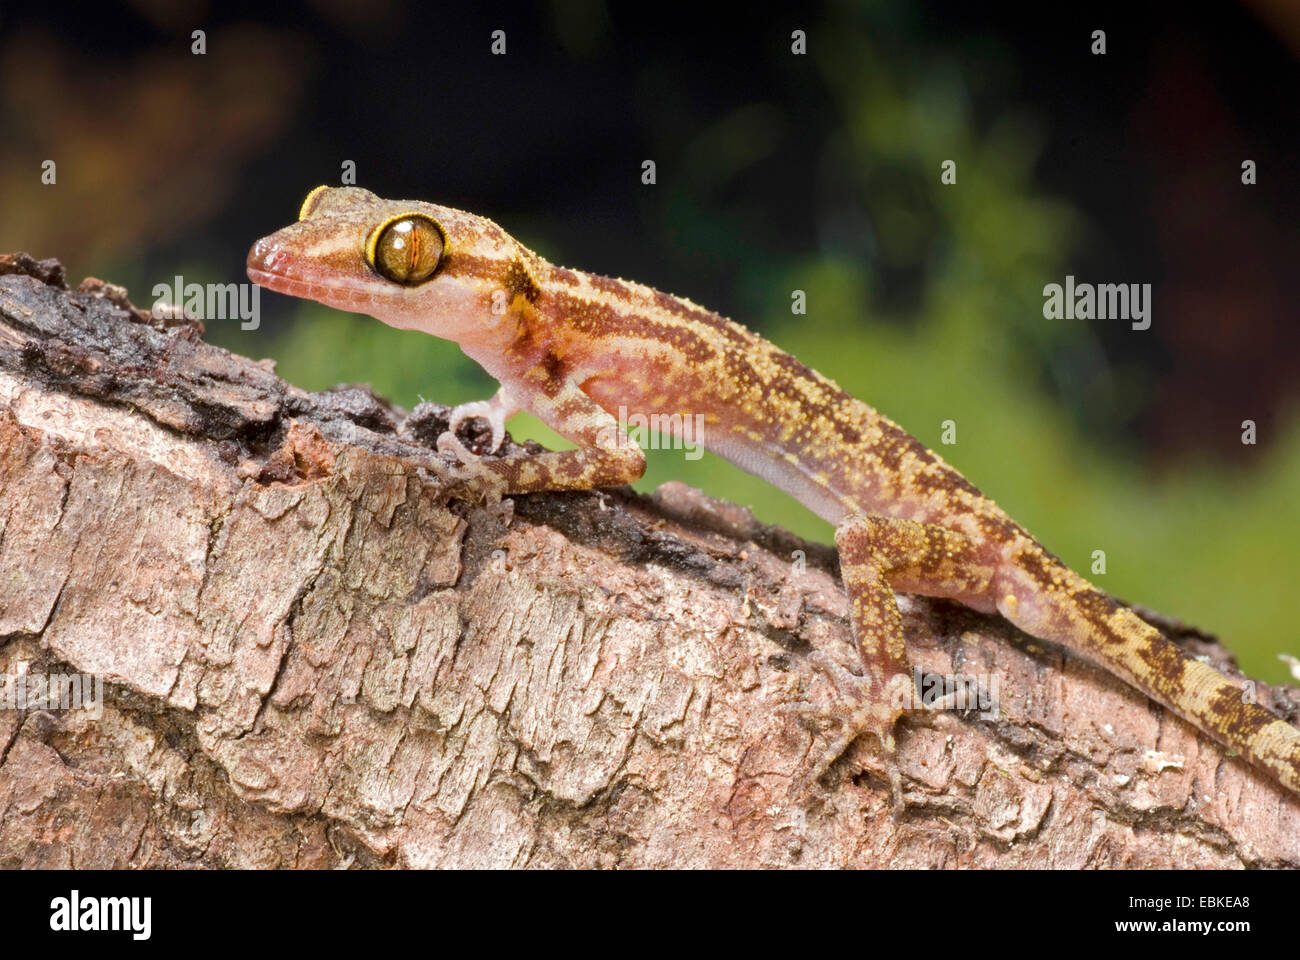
(433, 377), (645, 501)
(437, 386), (522, 460)
(785, 514), (994, 812)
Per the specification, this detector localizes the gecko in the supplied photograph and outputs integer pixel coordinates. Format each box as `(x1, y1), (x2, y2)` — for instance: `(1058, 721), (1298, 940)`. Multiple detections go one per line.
(247, 185), (1300, 808)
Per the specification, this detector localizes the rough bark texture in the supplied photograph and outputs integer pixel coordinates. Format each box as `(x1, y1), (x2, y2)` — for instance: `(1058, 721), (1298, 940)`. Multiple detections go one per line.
(0, 253), (1297, 869)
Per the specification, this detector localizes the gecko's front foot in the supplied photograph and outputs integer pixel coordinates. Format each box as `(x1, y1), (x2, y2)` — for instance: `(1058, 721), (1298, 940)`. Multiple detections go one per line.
(781, 654), (952, 816)
(424, 394), (519, 517)
(436, 390), (518, 460)
(415, 449), (511, 518)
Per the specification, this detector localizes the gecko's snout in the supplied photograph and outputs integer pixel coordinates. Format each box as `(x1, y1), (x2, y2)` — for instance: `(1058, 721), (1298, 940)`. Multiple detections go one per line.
(246, 234), (312, 299)
(246, 236), (295, 288)
(246, 236), (281, 274)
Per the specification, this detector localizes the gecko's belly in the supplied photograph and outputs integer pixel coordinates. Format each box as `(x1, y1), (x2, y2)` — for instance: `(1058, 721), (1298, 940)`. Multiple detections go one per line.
(650, 411), (942, 530)
(700, 428), (857, 525)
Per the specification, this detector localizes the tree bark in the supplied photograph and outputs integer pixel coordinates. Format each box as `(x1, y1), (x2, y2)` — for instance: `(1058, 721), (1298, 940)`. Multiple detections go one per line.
(0, 253), (1297, 868)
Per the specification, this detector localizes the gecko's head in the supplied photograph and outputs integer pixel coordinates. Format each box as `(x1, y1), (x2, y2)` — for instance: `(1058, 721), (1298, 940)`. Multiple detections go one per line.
(247, 185), (540, 344)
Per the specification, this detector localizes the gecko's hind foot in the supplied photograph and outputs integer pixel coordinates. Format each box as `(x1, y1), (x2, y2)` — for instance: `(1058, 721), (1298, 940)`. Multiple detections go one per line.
(780, 654), (948, 816)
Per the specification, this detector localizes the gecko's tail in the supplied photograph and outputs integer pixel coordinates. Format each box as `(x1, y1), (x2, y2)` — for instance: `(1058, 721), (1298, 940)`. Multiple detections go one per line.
(1002, 560), (1300, 798)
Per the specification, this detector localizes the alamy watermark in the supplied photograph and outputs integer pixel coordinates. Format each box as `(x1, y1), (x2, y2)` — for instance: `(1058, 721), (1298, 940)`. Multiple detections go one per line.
(0, 664), (103, 720)
(1043, 275), (1151, 330)
(152, 275), (260, 330)
(50, 890), (150, 940)
(616, 405), (707, 461)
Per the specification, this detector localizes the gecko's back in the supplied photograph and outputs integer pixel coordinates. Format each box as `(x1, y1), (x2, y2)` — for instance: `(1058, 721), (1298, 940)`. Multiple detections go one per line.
(542, 264), (1017, 545)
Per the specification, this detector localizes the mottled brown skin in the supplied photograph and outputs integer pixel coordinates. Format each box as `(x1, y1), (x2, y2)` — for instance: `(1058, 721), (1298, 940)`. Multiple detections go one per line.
(248, 187), (1300, 807)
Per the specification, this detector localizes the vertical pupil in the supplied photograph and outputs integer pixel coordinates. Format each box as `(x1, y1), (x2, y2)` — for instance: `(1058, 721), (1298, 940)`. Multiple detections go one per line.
(375, 217), (440, 283)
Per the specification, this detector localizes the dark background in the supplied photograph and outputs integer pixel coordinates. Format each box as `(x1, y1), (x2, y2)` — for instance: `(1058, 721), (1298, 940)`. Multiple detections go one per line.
(1, 0), (1297, 676)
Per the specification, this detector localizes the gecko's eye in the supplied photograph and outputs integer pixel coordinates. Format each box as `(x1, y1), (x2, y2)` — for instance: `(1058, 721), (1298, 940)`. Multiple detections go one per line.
(369, 215), (445, 286)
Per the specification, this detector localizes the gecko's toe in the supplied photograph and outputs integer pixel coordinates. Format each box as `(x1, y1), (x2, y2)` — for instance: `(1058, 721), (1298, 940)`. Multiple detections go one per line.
(436, 430), (479, 462)
(784, 663), (924, 813)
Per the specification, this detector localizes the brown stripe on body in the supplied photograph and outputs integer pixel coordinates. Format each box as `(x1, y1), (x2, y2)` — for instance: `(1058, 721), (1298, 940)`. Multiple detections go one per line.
(438, 252), (501, 281)
(546, 290), (722, 365)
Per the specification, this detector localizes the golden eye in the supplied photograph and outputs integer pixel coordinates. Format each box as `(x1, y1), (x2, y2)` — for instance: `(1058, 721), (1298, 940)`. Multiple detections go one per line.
(297, 184), (330, 221)
(369, 215), (444, 285)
